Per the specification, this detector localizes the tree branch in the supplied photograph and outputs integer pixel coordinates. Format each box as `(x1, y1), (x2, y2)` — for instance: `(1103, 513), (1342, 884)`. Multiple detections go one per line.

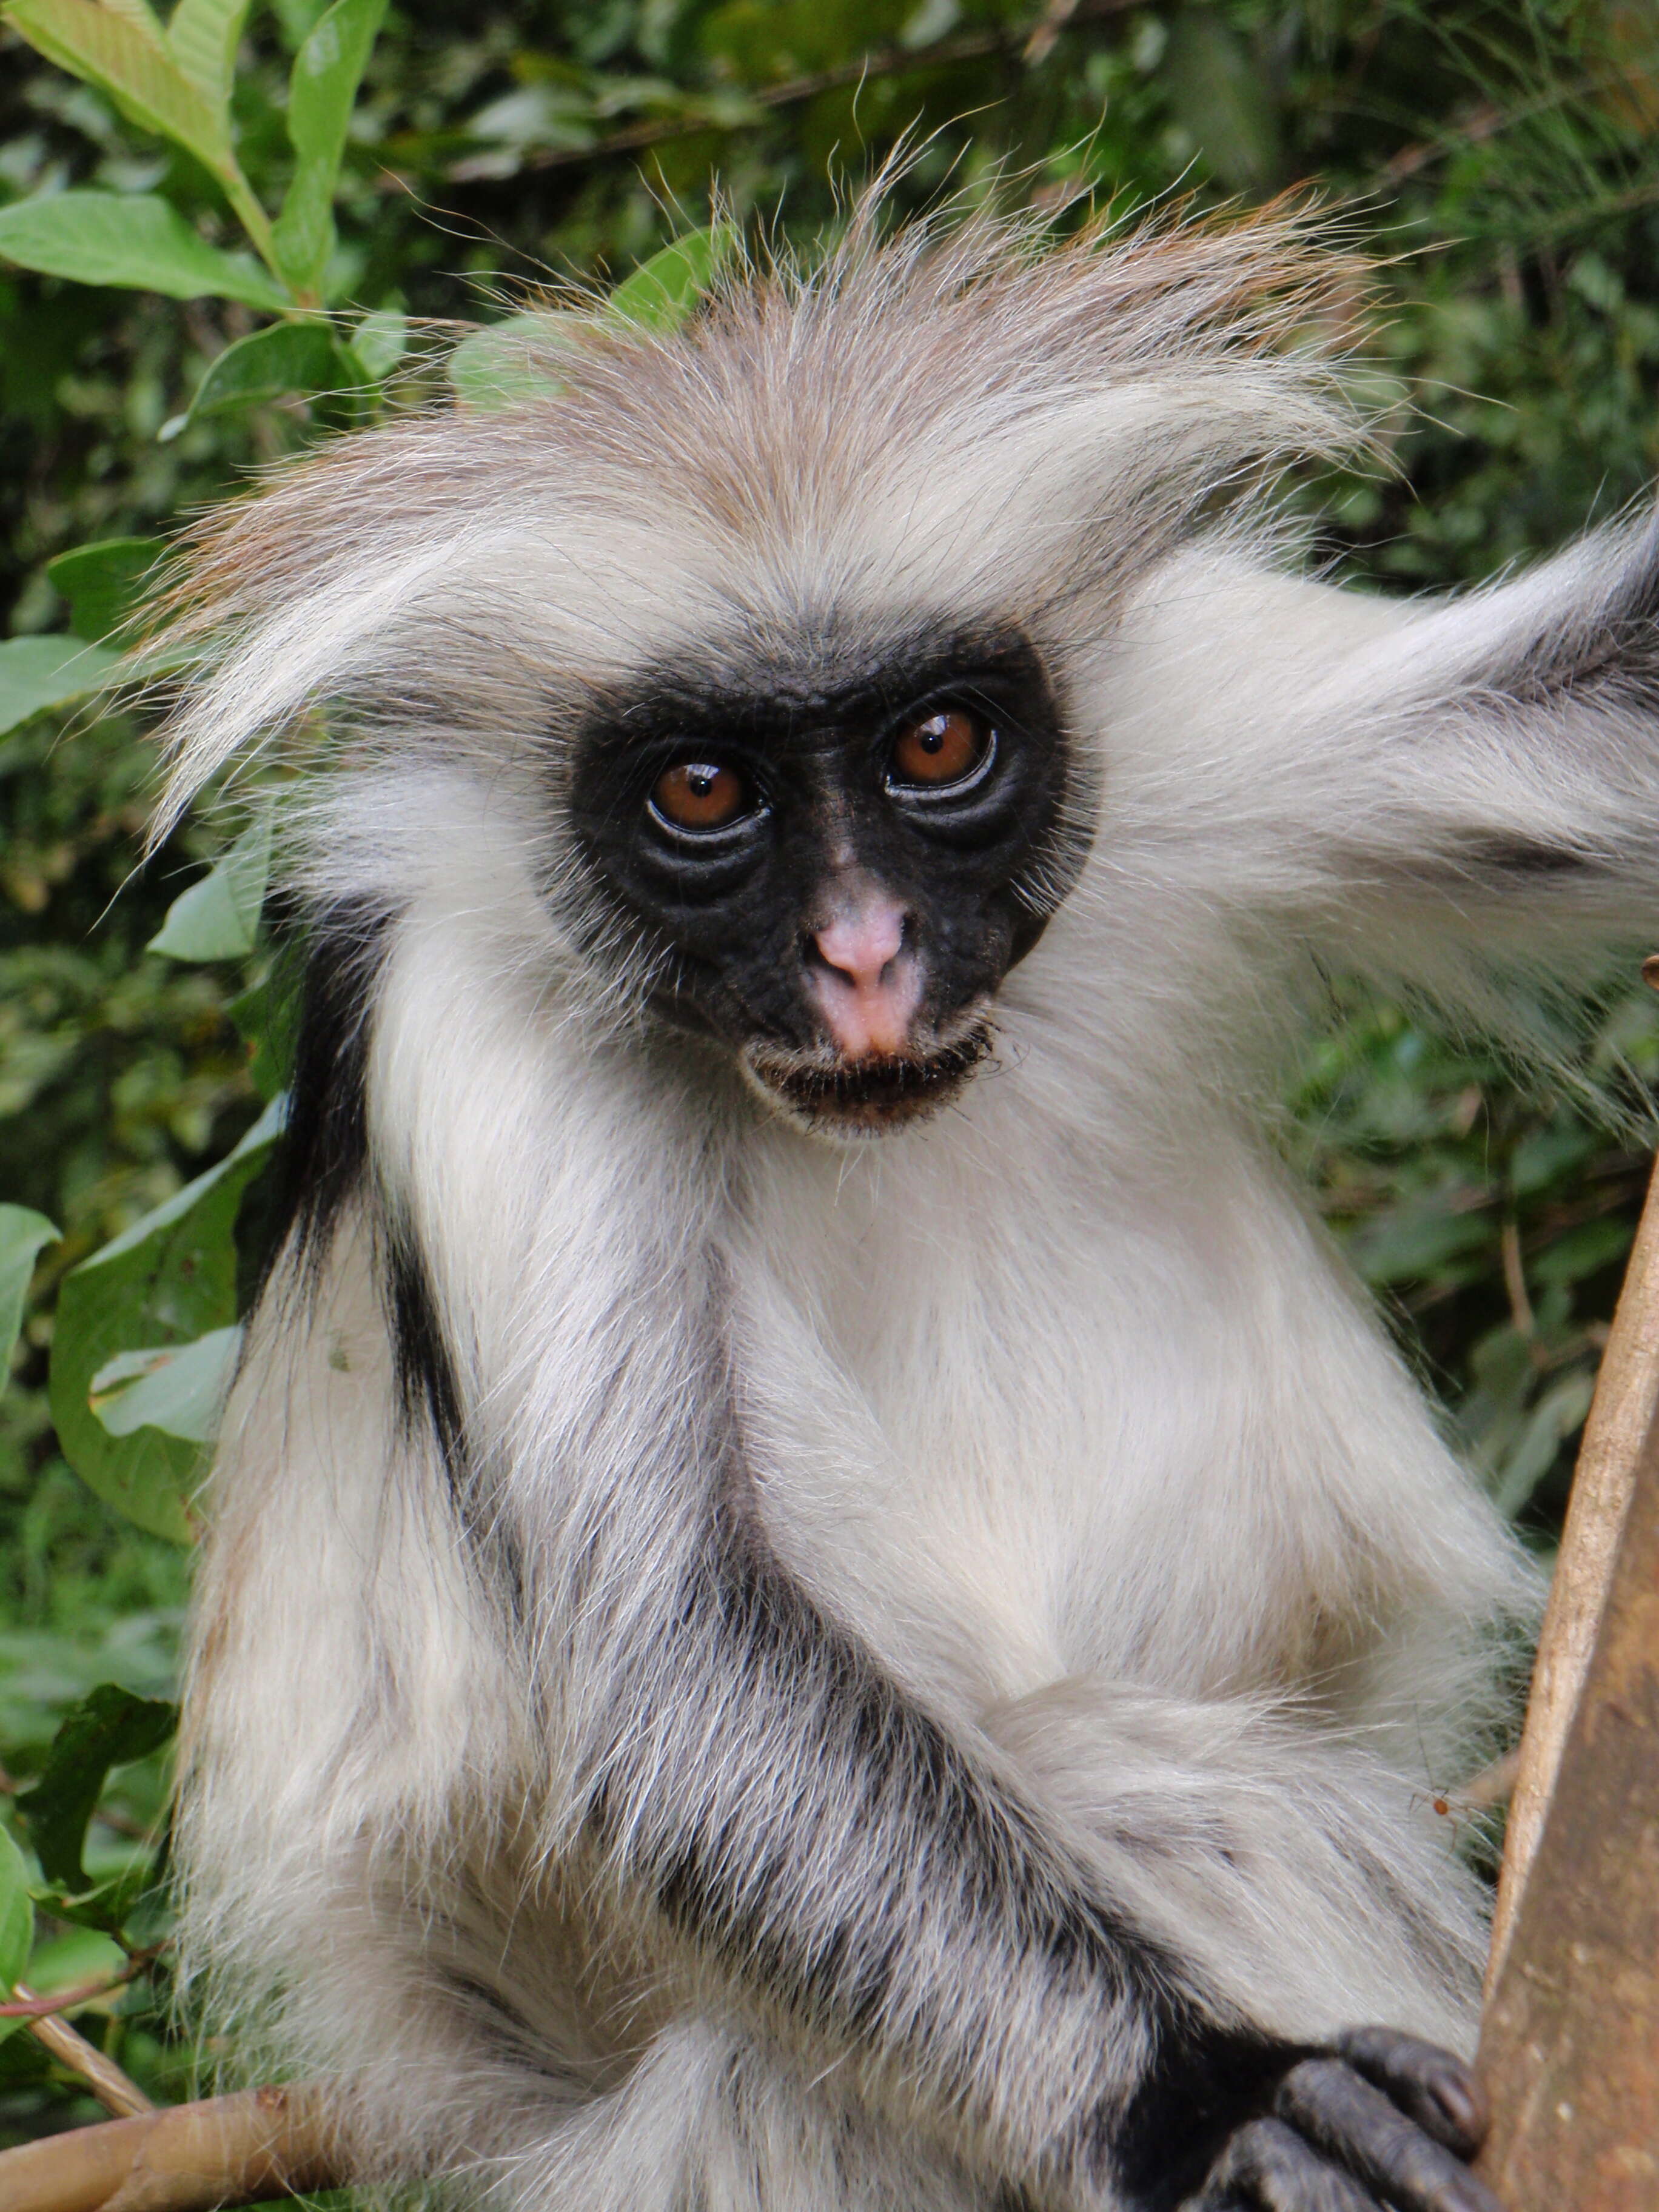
(1485, 1139), (1659, 1991)
(1476, 1370), (1659, 2200)
(2, 1964), (147, 2022)
(16, 1986), (155, 2123)
(0, 2086), (338, 2212)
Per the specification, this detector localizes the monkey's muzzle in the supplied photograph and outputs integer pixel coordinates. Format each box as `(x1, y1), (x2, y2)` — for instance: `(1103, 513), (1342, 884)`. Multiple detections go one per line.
(742, 1016), (996, 1138)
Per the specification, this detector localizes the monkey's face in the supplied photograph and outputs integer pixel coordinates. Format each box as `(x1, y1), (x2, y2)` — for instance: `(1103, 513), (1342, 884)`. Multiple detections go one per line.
(568, 625), (1079, 1138)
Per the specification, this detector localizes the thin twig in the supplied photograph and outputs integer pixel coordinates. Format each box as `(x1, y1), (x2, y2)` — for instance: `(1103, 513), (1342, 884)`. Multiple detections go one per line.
(18, 1986), (156, 2122)
(1, 1962), (146, 2020)
(1456, 1745), (1520, 1812)
(1499, 1216), (1536, 1339)
(1373, 100), (1504, 185)
(1498, 1218), (1549, 1373)
(1024, 0), (1084, 67)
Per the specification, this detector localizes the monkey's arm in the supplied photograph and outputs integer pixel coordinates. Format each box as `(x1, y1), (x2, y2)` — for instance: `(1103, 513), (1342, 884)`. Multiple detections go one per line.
(568, 1468), (1497, 2212)
(1317, 512), (1659, 952)
(1116, 516), (1659, 1004)
(403, 1277), (1492, 2210)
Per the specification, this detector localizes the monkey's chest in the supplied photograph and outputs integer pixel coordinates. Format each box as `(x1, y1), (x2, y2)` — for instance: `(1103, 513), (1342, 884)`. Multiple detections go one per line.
(738, 1242), (1368, 1713)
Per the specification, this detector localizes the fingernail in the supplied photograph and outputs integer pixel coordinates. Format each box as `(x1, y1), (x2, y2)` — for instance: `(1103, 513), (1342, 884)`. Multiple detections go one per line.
(1449, 2180), (1504, 2212)
(1434, 2073), (1488, 2142)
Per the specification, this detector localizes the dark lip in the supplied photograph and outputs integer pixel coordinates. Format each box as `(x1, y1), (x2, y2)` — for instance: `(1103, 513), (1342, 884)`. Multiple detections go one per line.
(741, 1017), (996, 1137)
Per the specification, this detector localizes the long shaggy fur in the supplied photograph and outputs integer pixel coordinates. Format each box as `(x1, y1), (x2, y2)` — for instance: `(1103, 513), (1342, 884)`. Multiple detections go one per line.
(159, 199), (1659, 2209)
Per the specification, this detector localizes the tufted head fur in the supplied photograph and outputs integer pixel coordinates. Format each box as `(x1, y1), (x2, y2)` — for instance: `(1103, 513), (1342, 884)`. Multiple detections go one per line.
(146, 199), (1392, 1142)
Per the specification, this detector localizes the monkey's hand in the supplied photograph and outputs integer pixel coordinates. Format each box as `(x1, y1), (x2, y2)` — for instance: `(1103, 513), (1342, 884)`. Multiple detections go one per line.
(1182, 2028), (1502, 2212)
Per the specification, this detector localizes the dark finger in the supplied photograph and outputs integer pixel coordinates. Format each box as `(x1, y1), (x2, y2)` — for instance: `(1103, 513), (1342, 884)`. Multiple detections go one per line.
(1277, 2059), (1503, 2212)
(1197, 2116), (1379, 2211)
(1334, 2026), (1490, 2157)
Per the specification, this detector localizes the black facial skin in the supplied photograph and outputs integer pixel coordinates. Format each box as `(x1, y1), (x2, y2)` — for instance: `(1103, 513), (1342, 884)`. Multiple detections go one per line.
(565, 624), (1080, 1137)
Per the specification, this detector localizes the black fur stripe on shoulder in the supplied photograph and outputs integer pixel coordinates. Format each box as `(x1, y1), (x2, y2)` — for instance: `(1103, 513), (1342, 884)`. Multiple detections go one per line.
(262, 896), (400, 1296)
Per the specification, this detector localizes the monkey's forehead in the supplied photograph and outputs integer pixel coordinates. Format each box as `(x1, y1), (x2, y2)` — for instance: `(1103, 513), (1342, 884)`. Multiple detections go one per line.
(576, 620), (1051, 746)
(183, 212), (1361, 623)
(156, 211), (1362, 814)
(196, 360), (1256, 711)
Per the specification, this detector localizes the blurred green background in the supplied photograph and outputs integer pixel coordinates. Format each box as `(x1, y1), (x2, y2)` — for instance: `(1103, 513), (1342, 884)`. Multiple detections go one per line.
(2, 0), (1658, 2153)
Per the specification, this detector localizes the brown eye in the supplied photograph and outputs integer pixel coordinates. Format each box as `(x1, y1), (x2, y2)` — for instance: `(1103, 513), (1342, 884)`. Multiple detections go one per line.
(650, 759), (751, 833)
(889, 708), (992, 791)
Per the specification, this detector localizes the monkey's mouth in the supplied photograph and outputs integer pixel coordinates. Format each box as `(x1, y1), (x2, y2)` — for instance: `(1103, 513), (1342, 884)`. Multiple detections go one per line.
(741, 1018), (995, 1138)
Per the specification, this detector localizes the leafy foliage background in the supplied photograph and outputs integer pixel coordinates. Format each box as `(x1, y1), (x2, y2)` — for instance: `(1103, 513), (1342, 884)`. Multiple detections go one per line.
(1, 0), (1658, 2155)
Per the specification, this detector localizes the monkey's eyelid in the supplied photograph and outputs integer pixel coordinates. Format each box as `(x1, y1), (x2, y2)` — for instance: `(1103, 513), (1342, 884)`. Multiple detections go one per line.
(644, 791), (770, 843)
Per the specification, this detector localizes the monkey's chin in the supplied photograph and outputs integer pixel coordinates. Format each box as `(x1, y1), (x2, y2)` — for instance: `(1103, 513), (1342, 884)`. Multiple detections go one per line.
(740, 1018), (995, 1142)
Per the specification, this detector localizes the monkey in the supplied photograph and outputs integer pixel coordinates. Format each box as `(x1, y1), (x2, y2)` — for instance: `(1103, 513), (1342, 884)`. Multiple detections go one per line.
(152, 198), (1659, 2210)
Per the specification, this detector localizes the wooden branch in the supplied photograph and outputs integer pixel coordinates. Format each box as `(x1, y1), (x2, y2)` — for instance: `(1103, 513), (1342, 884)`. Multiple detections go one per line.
(1475, 1384), (1659, 2205)
(16, 1985), (155, 2122)
(1485, 1148), (1659, 1991)
(1448, 1744), (1520, 1815)
(1023, 0), (1085, 67)
(0, 2086), (337, 2212)
(4, 1963), (147, 2022)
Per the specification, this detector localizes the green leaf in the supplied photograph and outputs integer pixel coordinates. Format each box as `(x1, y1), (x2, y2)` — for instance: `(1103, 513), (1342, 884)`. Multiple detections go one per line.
(1532, 1218), (1632, 1290)
(48, 1094), (286, 1543)
(0, 634), (123, 737)
(1162, 9), (1282, 193)
(0, 1826), (32, 2039)
(606, 222), (734, 332)
(167, 0), (253, 108)
(272, 0), (330, 44)
(147, 812), (272, 961)
(91, 1324), (243, 1443)
(163, 319), (352, 440)
(5, 0), (233, 176)
(227, 972), (300, 1101)
(448, 307), (584, 409)
(1492, 1372), (1595, 1520)
(0, 1206), (59, 1381)
(0, 192), (290, 310)
(88, 0), (171, 53)
(46, 537), (161, 642)
(1352, 1194), (1493, 1287)
(17, 1685), (177, 1893)
(272, 0), (389, 300)
(347, 304), (406, 381)
(20, 1927), (126, 2005)
(28, 1868), (151, 1939)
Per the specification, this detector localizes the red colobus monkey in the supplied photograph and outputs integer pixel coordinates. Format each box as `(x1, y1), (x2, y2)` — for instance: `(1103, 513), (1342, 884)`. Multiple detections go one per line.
(163, 203), (1650, 2211)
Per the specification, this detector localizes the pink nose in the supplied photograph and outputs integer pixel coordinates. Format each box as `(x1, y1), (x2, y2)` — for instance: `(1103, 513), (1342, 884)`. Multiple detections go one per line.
(806, 891), (921, 1058)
